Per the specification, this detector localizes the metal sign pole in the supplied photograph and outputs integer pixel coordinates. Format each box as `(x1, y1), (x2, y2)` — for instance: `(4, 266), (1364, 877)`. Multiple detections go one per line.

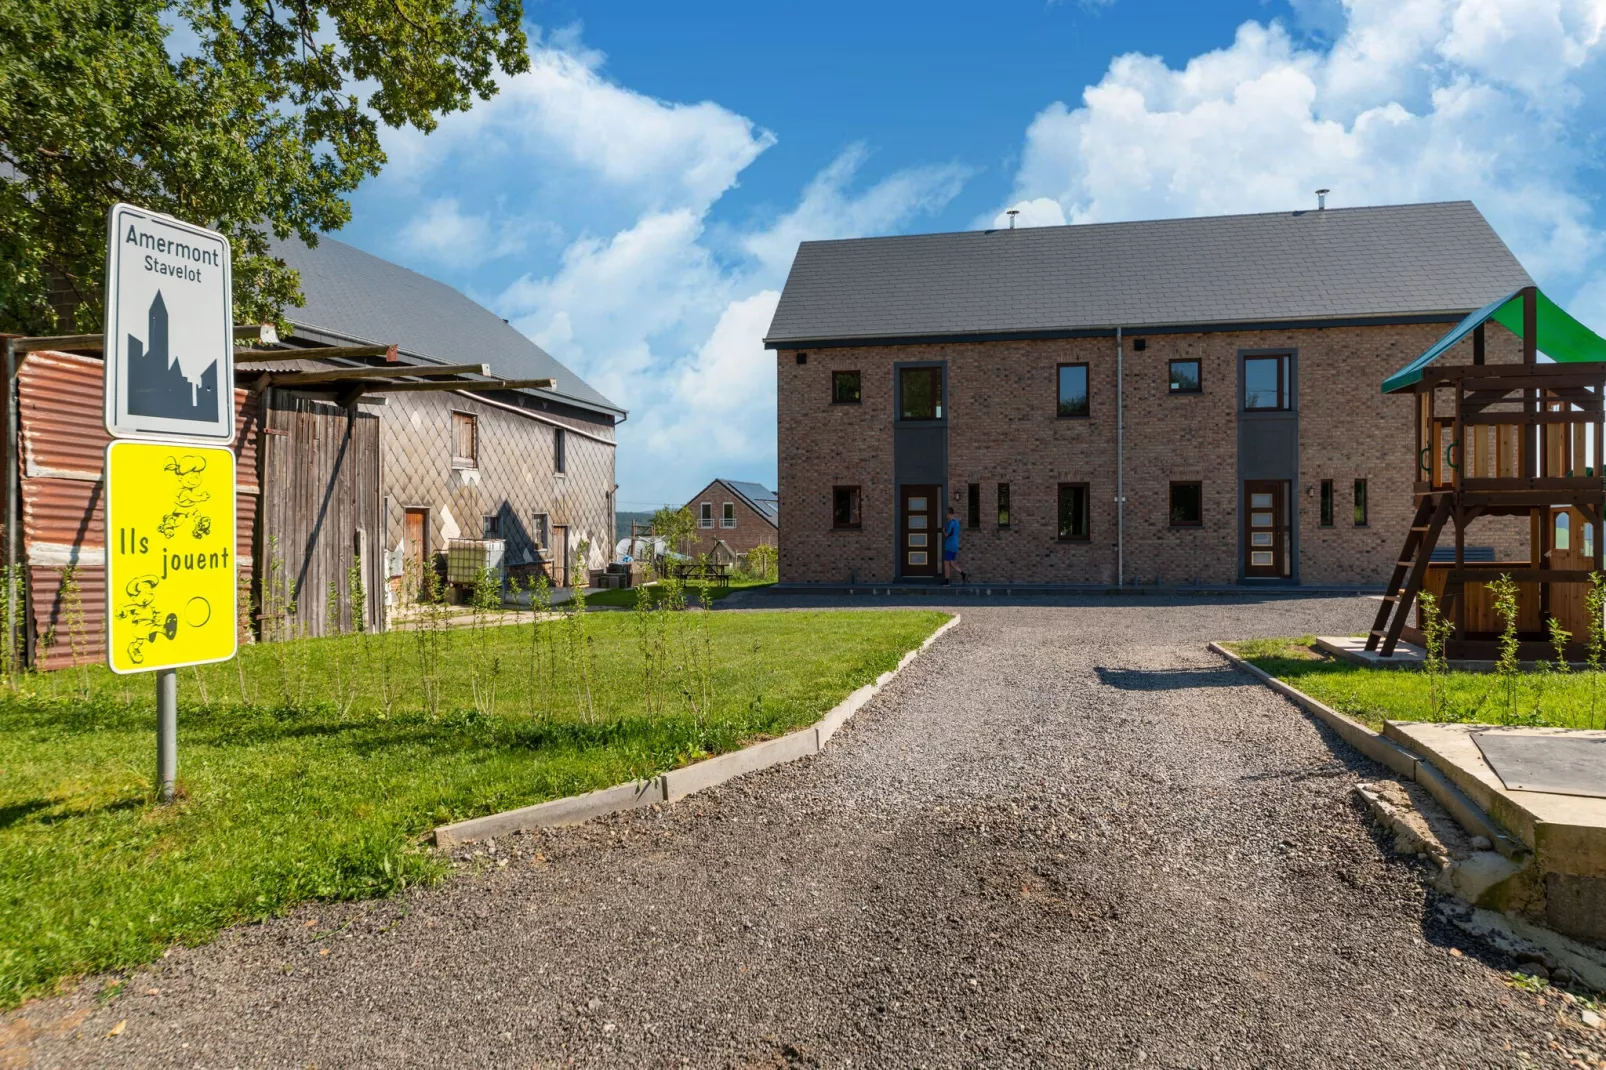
(156, 668), (177, 802)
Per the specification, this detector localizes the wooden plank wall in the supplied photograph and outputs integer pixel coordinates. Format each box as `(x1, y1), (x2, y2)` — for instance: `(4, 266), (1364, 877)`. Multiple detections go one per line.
(257, 390), (383, 638)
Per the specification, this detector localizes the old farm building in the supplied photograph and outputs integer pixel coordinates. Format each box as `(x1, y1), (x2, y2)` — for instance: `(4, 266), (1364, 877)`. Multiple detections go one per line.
(765, 201), (1535, 587)
(10, 234), (621, 667)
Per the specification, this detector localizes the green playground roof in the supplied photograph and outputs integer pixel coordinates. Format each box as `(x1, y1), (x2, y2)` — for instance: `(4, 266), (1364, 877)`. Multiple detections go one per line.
(1382, 287), (1606, 394)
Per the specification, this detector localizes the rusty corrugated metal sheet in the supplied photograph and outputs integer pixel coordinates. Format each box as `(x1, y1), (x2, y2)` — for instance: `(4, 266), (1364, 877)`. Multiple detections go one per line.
(17, 350), (261, 668)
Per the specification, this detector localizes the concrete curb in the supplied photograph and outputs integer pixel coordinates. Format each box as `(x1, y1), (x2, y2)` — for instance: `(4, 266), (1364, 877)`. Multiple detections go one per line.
(432, 613), (962, 846)
(1208, 641), (1523, 859)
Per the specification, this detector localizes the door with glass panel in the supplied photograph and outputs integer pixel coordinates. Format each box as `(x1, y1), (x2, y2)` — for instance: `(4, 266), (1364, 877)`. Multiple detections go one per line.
(900, 485), (940, 577)
(1243, 481), (1286, 578)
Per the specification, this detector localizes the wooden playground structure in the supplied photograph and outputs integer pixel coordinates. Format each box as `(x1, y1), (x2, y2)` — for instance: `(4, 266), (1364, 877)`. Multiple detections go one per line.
(1369, 286), (1606, 660)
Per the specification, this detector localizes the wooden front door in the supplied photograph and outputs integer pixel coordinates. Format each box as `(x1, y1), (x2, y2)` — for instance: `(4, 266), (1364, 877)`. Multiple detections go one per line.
(403, 509), (428, 595)
(900, 485), (940, 577)
(1243, 481), (1286, 578)
(553, 524), (570, 587)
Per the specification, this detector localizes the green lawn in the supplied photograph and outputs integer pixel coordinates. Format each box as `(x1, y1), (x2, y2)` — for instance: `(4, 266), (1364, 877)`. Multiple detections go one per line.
(0, 608), (947, 1008)
(582, 576), (776, 608)
(1227, 636), (1606, 732)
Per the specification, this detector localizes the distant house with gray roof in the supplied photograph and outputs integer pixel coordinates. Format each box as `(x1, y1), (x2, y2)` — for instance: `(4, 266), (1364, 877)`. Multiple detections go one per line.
(265, 234), (623, 600)
(681, 478), (778, 565)
(765, 201), (1534, 587)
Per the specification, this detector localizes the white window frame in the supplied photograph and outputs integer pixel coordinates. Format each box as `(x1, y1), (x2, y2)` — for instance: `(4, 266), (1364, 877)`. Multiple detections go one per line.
(532, 512), (549, 550)
(699, 502), (713, 528)
(721, 502), (736, 528)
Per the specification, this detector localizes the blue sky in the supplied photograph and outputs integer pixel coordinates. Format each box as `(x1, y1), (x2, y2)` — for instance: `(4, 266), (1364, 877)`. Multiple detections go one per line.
(330, 0), (1606, 511)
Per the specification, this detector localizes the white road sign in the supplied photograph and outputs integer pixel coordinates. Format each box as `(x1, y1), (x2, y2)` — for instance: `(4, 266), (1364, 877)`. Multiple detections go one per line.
(103, 203), (235, 444)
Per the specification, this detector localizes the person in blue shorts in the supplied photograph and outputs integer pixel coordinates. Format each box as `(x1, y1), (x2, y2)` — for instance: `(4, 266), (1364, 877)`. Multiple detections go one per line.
(942, 506), (964, 585)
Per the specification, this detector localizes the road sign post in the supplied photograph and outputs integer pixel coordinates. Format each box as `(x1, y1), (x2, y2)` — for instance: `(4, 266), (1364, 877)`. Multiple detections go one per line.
(102, 203), (237, 803)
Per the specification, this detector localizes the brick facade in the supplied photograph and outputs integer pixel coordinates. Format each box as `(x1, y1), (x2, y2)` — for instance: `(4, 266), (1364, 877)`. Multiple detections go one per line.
(683, 479), (778, 560)
(777, 321), (1528, 586)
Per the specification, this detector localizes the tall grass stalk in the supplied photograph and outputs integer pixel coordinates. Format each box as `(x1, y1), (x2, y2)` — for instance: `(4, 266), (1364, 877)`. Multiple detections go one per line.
(348, 554), (371, 716)
(409, 557), (449, 718)
(235, 574), (254, 706)
(1487, 574), (1521, 724)
(1587, 572), (1606, 729)
(564, 543), (596, 722)
(59, 563), (91, 703)
(468, 565), (502, 716)
(524, 572), (556, 722)
(1418, 591), (1453, 722)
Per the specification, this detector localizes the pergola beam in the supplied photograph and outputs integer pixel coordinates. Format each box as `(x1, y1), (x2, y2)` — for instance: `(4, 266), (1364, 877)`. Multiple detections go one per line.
(233, 344), (397, 363)
(16, 323), (281, 354)
(364, 377), (556, 393)
(251, 362), (489, 388)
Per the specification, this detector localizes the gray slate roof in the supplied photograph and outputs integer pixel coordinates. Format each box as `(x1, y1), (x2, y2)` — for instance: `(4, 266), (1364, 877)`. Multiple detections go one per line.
(722, 480), (779, 526)
(765, 201), (1533, 346)
(270, 234), (623, 416)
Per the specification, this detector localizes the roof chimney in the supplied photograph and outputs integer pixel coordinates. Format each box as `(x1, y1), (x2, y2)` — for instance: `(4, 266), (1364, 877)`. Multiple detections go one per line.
(1315, 188), (1330, 211)
(1007, 209), (1019, 230)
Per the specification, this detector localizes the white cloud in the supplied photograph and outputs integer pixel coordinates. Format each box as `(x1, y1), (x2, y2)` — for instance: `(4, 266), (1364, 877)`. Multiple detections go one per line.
(744, 144), (970, 279)
(397, 198), (534, 268)
(992, 0), (1606, 307)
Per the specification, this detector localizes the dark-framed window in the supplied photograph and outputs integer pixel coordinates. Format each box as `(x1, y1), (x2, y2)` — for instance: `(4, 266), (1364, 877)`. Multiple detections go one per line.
(1354, 479), (1368, 526)
(832, 370), (862, 405)
(482, 514), (502, 538)
(1056, 363), (1089, 418)
(1057, 483), (1090, 541)
(722, 502), (736, 528)
(1169, 482), (1203, 527)
(554, 426), (567, 473)
(966, 483), (980, 529)
(1169, 359), (1202, 394)
(1319, 480), (1334, 527)
(997, 482), (1011, 528)
(833, 486), (862, 529)
(699, 502), (713, 528)
(1243, 355), (1289, 411)
(899, 366), (943, 421)
(451, 410), (478, 469)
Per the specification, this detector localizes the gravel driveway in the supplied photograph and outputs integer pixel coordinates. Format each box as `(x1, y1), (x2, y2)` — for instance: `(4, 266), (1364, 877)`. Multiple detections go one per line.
(8, 594), (1601, 1068)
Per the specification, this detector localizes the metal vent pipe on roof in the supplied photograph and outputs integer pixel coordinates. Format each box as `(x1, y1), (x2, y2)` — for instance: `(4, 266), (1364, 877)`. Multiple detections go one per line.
(1316, 188), (1330, 210)
(1007, 209), (1019, 230)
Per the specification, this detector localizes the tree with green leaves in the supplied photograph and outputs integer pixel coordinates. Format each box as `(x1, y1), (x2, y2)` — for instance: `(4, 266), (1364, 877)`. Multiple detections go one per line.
(0, 0), (529, 334)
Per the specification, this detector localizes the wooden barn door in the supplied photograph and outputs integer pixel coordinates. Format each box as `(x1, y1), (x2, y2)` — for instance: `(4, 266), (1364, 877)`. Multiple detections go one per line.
(257, 391), (383, 638)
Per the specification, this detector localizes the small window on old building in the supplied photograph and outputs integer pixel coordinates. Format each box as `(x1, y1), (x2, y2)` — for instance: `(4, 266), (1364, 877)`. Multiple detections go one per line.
(1353, 479), (1368, 526)
(722, 502), (736, 528)
(967, 483), (980, 529)
(832, 371), (861, 404)
(553, 426), (567, 474)
(699, 502), (713, 528)
(1170, 482), (1203, 527)
(533, 512), (549, 549)
(833, 486), (862, 529)
(1169, 360), (1202, 394)
(997, 482), (1011, 528)
(1243, 355), (1289, 411)
(1058, 483), (1090, 541)
(1057, 364), (1089, 418)
(482, 514), (501, 538)
(1320, 480), (1334, 527)
(451, 411), (478, 469)
(899, 366), (943, 420)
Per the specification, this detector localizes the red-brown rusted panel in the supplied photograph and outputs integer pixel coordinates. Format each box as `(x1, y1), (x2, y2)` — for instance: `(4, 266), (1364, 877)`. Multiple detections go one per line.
(16, 350), (261, 670)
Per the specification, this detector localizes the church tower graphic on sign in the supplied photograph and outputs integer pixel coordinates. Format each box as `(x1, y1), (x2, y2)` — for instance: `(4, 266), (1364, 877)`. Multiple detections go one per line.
(126, 291), (220, 423)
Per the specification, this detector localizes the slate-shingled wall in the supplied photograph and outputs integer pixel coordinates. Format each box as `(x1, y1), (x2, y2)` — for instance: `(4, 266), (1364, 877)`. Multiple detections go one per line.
(776, 322), (1527, 586)
(379, 391), (615, 585)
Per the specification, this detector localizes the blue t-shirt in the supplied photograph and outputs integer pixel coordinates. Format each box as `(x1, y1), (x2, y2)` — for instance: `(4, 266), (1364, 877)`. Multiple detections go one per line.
(943, 517), (960, 553)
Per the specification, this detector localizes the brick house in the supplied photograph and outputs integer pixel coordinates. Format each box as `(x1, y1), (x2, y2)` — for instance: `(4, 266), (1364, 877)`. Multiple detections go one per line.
(764, 202), (1533, 587)
(682, 479), (779, 563)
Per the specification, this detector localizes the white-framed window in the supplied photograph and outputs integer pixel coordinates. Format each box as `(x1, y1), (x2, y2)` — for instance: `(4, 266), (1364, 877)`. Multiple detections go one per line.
(699, 502), (713, 528)
(532, 512), (549, 548)
(721, 502), (736, 528)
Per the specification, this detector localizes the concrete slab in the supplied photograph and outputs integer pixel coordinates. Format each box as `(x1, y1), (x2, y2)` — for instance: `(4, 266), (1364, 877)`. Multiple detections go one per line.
(1317, 635), (1426, 668)
(1384, 721), (1606, 944)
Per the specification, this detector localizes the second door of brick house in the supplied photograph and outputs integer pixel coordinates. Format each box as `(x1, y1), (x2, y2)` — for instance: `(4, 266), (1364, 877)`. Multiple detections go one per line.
(901, 485), (940, 577)
(1243, 481), (1288, 578)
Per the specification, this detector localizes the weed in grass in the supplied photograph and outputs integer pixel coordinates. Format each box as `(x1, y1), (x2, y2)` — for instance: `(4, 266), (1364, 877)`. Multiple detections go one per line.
(235, 574), (255, 706)
(468, 565), (502, 717)
(409, 557), (451, 718)
(1418, 592), (1454, 722)
(1488, 574), (1521, 724)
(565, 542), (597, 723)
(60, 563), (92, 702)
(1588, 573), (1606, 730)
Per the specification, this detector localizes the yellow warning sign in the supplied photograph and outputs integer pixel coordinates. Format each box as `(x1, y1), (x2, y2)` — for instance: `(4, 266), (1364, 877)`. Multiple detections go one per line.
(105, 440), (238, 673)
